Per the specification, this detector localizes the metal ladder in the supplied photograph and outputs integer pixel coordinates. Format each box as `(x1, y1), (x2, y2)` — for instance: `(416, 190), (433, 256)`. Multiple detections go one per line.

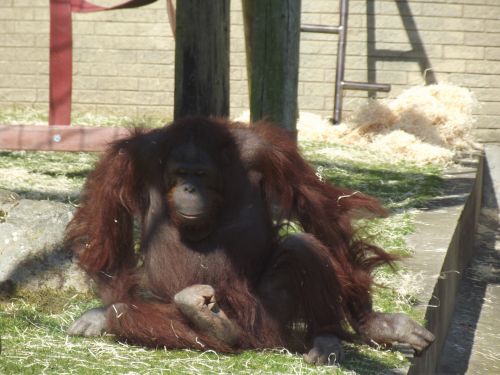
(301, 0), (390, 124)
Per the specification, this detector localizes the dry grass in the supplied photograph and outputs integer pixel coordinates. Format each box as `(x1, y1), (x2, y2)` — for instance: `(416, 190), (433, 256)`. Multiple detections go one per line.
(296, 83), (479, 166)
(1, 293), (406, 375)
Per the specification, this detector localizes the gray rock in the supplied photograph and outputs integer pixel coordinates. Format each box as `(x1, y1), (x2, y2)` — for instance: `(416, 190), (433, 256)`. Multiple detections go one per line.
(0, 192), (90, 293)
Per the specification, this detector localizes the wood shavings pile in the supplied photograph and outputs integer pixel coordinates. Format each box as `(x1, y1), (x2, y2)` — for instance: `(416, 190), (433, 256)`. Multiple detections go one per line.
(298, 84), (479, 165)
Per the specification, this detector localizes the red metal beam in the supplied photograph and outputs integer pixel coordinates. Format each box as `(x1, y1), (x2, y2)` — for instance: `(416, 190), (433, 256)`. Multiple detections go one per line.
(48, 0), (171, 125)
(0, 125), (132, 152)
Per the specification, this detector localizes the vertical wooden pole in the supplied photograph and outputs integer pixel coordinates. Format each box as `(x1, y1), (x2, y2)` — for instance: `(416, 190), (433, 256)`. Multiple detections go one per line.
(174, 0), (230, 119)
(242, 0), (301, 136)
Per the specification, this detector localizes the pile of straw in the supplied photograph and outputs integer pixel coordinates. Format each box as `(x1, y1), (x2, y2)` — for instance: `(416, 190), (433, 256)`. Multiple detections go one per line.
(298, 84), (478, 165)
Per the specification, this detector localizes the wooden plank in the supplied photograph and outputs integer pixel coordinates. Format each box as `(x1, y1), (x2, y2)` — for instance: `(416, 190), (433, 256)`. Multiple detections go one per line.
(0, 125), (132, 152)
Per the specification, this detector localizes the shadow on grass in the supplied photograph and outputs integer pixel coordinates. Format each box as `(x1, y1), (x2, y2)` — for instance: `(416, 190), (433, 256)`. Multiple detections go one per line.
(38, 169), (93, 179)
(309, 159), (444, 210)
(310, 157), (478, 213)
(342, 344), (409, 374)
(0, 150), (96, 202)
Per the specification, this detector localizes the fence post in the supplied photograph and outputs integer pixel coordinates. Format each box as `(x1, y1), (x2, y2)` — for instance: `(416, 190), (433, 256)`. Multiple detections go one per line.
(174, 0), (230, 119)
(243, 0), (301, 137)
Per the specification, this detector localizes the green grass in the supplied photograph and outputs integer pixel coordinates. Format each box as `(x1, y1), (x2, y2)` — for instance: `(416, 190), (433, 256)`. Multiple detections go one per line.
(0, 111), (444, 374)
(1, 291), (408, 375)
(0, 151), (97, 201)
(302, 141), (443, 210)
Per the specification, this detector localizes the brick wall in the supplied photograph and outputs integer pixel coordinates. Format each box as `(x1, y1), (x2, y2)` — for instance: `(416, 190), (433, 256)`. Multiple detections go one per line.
(1, 0), (499, 141)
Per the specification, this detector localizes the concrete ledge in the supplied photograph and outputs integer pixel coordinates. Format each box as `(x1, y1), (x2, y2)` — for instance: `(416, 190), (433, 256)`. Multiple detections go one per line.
(405, 155), (484, 374)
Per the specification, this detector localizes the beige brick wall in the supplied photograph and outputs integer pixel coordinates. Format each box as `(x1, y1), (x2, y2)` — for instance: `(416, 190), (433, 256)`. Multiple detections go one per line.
(1, 0), (499, 140)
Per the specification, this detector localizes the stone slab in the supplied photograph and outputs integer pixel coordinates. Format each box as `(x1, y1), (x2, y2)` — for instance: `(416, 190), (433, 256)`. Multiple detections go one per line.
(437, 144), (500, 374)
(0, 189), (89, 293)
(405, 157), (484, 374)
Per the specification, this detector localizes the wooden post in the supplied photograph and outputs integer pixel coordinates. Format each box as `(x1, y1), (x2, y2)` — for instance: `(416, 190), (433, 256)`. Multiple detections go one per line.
(174, 0), (230, 119)
(242, 0), (301, 136)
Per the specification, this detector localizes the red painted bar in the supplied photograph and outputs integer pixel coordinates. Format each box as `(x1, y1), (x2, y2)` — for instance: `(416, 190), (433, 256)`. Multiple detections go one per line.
(49, 0), (73, 125)
(48, 0), (165, 125)
(0, 125), (132, 152)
